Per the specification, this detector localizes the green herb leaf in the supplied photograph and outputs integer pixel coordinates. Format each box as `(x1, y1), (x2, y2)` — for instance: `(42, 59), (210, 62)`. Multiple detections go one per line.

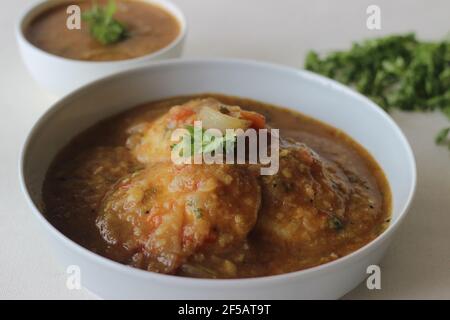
(187, 198), (203, 219)
(436, 127), (450, 145)
(172, 125), (237, 157)
(82, 0), (127, 45)
(328, 216), (344, 231)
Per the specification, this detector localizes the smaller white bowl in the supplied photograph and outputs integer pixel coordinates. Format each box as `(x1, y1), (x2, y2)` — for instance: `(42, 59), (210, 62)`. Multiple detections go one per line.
(16, 0), (187, 96)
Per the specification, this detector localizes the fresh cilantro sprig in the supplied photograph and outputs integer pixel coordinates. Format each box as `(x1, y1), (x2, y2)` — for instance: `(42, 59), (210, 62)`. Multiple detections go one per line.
(82, 0), (127, 45)
(436, 127), (450, 150)
(305, 33), (450, 150)
(186, 198), (203, 219)
(171, 125), (237, 157)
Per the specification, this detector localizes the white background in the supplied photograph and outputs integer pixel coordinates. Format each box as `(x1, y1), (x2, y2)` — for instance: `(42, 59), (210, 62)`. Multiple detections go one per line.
(0, 0), (449, 299)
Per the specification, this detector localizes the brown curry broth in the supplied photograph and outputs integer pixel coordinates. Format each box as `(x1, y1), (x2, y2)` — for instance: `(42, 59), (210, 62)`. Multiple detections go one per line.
(43, 94), (391, 278)
(26, 0), (180, 61)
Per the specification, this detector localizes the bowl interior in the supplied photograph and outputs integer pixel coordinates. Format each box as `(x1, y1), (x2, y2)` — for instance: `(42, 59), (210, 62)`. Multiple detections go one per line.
(22, 59), (416, 234)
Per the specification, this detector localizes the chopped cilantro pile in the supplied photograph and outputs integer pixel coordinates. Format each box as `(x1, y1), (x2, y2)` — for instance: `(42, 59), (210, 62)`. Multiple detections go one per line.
(305, 33), (450, 150)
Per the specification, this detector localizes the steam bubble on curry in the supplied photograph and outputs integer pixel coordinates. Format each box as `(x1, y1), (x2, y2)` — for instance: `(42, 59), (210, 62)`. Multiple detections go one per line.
(43, 94), (391, 278)
(25, 0), (180, 61)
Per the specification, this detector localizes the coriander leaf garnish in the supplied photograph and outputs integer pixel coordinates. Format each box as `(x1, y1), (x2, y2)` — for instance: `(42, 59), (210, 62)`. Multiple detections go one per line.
(305, 33), (450, 151)
(436, 127), (450, 149)
(328, 216), (344, 231)
(172, 125), (237, 157)
(82, 0), (127, 45)
(187, 198), (203, 219)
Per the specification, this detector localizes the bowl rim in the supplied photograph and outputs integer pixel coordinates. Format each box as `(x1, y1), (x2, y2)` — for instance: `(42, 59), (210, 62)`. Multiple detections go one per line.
(19, 58), (417, 288)
(15, 0), (187, 65)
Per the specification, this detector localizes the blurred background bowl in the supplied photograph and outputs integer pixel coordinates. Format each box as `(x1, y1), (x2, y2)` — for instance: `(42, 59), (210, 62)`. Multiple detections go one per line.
(16, 0), (187, 97)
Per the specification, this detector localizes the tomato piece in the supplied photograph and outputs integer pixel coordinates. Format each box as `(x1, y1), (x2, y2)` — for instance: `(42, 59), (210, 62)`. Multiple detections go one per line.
(240, 110), (266, 129)
(169, 106), (195, 122)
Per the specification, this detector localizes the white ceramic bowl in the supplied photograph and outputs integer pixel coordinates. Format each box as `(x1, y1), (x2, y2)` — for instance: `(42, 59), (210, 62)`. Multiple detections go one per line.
(16, 0), (187, 96)
(19, 59), (416, 299)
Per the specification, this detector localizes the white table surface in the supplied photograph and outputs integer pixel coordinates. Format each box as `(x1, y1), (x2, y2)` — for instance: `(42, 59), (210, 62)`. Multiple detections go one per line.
(1, 0), (449, 300)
